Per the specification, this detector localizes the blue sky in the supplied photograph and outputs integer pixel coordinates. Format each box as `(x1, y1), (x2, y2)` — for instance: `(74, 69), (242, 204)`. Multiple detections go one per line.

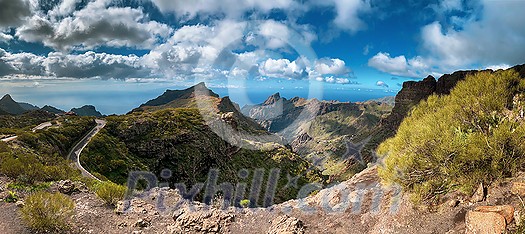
(0, 0), (524, 114)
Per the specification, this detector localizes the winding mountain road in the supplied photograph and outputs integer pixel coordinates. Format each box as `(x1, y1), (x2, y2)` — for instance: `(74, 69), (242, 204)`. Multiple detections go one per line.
(67, 119), (106, 181)
(0, 121), (55, 142)
(32, 121), (53, 132)
(0, 135), (18, 142)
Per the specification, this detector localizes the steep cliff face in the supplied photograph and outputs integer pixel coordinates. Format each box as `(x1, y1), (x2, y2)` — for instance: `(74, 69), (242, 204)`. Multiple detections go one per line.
(362, 64), (525, 160)
(384, 75), (437, 132)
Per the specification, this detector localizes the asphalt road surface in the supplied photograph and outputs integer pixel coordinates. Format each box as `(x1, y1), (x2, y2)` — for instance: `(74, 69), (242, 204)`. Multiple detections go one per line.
(67, 119), (106, 181)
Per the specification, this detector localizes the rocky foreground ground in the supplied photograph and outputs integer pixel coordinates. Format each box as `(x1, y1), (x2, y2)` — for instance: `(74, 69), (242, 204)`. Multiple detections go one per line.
(1, 166), (524, 233)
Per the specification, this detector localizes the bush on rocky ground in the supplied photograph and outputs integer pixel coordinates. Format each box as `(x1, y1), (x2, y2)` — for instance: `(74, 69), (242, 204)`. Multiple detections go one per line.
(378, 70), (525, 204)
(20, 191), (75, 232)
(94, 181), (127, 206)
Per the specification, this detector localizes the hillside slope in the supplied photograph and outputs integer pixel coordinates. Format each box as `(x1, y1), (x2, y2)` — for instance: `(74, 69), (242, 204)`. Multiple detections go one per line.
(242, 93), (392, 181)
(378, 68), (525, 204)
(83, 84), (323, 205)
(361, 64), (525, 161)
(71, 105), (103, 117)
(0, 95), (26, 115)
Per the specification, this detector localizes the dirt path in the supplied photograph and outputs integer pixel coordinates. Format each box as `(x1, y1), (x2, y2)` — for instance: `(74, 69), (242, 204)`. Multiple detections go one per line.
(0, 203), (31, 234)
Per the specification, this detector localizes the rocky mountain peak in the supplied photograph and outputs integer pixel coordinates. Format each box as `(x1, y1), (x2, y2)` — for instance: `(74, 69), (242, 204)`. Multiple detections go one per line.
(71, 105), (103, 117)
(1, 94), (13, 102)
(263, 92), (282, 105)
(0, 94), (26, 115)
(140, 82), (219, 108)
(218, 96), (241, 113)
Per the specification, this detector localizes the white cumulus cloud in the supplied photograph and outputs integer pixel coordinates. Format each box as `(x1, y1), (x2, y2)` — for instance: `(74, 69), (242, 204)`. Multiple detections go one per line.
(314, 58), (350, 75)
(0, 49), (151, 79)
(16, 0), (172, 51)
(311, 0), (371, 33)
(376, 80), (389, 88)
(150, 0), (296, 20)
(369, 0), (525, 78)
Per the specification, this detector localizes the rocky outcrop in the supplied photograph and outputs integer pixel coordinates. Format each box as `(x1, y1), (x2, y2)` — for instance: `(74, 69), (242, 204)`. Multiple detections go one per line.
(466, 210), (507, 234)
(372, 75), (437, 141)
(171, 207), (235, 233)
(474, 205), (514, 224)
(466, 205), (515, 234)
(470, 183), (486, 203)
(362, 64), (525, 160)
(139, 82), (219, 108)
(511, 182), (525, 196)
(52, 180), (88, 195)
(267, 215), (305, 234)
(71, 105), (103, 117)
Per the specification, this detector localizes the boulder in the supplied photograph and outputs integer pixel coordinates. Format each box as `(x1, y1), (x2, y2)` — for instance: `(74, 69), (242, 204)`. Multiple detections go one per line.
(134, 218), (151, 228)
(465, 211), (506, 234)
(511, 182), (525, 196)
(15, 200), (25, 208)
(56, 180), (79, 194)
(115, 200), (130, 215)
(267, 215), (305, 234)
(474, 205), (514, 224)
(470, 183), (486, 203)
(172, 207), (235, 233)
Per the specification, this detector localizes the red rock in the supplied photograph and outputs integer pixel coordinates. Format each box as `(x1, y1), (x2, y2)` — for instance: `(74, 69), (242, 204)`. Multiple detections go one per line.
(474, 205), (514, 224)
(511, 182), (525, 196)
(465, 211), (506, 234)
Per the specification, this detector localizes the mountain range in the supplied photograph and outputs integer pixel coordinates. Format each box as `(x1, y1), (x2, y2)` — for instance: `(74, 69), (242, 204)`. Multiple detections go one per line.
(4, 64), (525, 189)
(2, 64), (525, 233)
(241, 92), (392, 181)
(0, 94), (102, 117)
(81, 83), (323, 204)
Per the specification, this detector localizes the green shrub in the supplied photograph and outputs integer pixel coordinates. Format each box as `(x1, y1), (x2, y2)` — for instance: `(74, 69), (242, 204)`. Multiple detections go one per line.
(239, 199), (250, 208)
(94, 181), (126, 206)
(378, 70), (525, 204)
(0, 151), (78, 184)
(20, 191), (75, 232)
(7, 182), (51, 193)
(4, 191), (18, 203)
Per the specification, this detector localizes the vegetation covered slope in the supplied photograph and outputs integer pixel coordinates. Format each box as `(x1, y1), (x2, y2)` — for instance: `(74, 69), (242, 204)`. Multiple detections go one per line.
(83, 86), (323, 205)
(70, 105), (103, 117)
(0, 116), (96, 184)
(378, 70), (525, 203)
(0, 110), (56, 135)
(242, 93), (392, 181)
(0, 94), (26, 115)
(362, 64), (525, 165)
